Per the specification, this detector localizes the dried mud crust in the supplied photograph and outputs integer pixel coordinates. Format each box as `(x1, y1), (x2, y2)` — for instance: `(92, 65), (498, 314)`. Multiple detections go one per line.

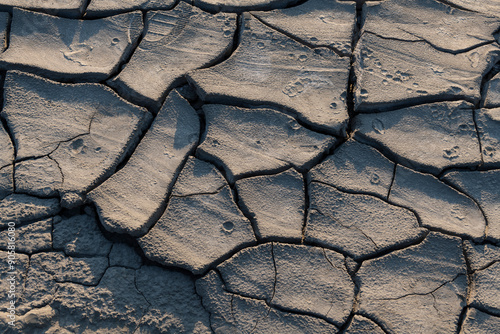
(0, 0), (500, 333)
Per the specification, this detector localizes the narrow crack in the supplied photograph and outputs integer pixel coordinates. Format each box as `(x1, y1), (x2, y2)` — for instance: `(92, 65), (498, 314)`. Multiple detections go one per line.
(472, 108), (485, 165)
(251, 14), (348, 57)
(365, 30), (495, 55)
(455, 306), (469, 334)
(376, 273), (465, 301)
(387, 163), (397, 200)
(300, 171), (309, 244)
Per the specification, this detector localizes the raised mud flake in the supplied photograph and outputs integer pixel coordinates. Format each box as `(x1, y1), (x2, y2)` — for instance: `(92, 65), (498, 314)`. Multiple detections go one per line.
(197, 271), (338, 333)
(354, 33), (500, 111)
(389, 165), (486, 240)
(0, 0), (86, 18)
(475, 108), (500, 167)
(357, 232), (467, 334)
(197, 105), (336, 184)
(306, 182), (425, 260)
(110, 3), (236, 109)
(135, 266), (211, 333)
(484, 73), (500, 108)
(85, 0), (176, 17)
(171, 156), (226, 197)
(0, 9), (143, 81)
(353, 101), (481, 174)
(52, 213), (113, 257)
(363, 0), (500, 52)
(188, 14), (351, 136)
(0, 218), (51, 254)
(15, 157), (63, 198)
(470, 261), (500, 316)
(51, 267), (149, 333)
(192, 0), (301, 13)
(272, 244), (354, 326)
(88, 91), (199, 237)
(345, 315), (386, 334)
(235, 169), (304, 241)
(463, 240), (500, 272)
(197, 243), (353, 332)
(460, 308), (500, 333)
(139, 184), (256, 275)
(0, 251), (29, 312)
(0, 194), (60, 224)
(309, 139), (395, 199)
(218, 243), (275, 301)
(443, 0), (500, 17)
(3, 71), (151, 206)
(443, 169), (500, 242)
(252, 0), (356, 56)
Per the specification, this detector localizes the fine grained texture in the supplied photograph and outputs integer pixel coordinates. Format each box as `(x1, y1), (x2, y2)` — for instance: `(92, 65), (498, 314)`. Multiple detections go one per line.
(52, 213), (113, 257)
(306, 182), (425, 260)
(191, 0), (301, 13)
(0, 251), (29, 311)
(363, 0), (500, 52)
(475, 108), (500, 167)
(470, 261), (500, 316)
(357, 232), (467, 334)
(460, 308), (500, 334)
(345, 315), (386, 334)
(217, 243), (275, 301)
(354, 32), (500, 111)
(463, 240), (500, 272)
(139, 185), (256, 275)
(484, 73), (500, 108)
(3, 71), (151, 207)
(443, 0), (500, 17)
(196, 271), (338, 333)
(187, 14), (351, 136)
(197, 243), (353, 332)
(389, 165), (486, 240)
(135, 266), (211, 333)
(0, 0), (86, 18)
(197, 104), (336, 184)
(88, 91), (199, 237)
(109, 3), (236, 108)
(0, 9), (143, 81)
(353, 101), (481, 174)
(0, 218), (51, 254)
(271, 244), (354, 326)
(252, 0), (356, 56)
(14, 157), (63, 198)
(109, 243), (142, 269)
(0, 194), (60, 224)
(172, 157), (226, 197)
(85, 0), (176, 17)
(235, 169), (304, 241)
(52, 267), (149, 333)
(309, 139), (395, 199)
(0, 120), (14, 200)
(443, 169), (500, 242)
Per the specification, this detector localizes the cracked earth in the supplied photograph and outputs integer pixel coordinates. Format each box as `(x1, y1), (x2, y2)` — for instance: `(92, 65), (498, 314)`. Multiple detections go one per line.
(0, 0), (500, 333)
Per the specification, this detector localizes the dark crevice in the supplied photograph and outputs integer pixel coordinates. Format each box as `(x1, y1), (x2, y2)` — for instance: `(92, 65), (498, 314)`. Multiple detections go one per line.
(386, 163), (397, 200)
(437, 176), (489, 240)
(300, 171), (308, 244)
(3, 11), (11, 52)
(251, 14), (348, 57)
(472, 109), (485, 166)
(433, 0), (478, 12)
(356, 95), (476, 114)
(365, 30), (496, 55)
(479, 61), (500, 108)
(81, 0), (92, 17)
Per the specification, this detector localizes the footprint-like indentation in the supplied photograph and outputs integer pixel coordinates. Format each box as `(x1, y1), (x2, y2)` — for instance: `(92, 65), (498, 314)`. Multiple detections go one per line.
(222, 221), (234, 232)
